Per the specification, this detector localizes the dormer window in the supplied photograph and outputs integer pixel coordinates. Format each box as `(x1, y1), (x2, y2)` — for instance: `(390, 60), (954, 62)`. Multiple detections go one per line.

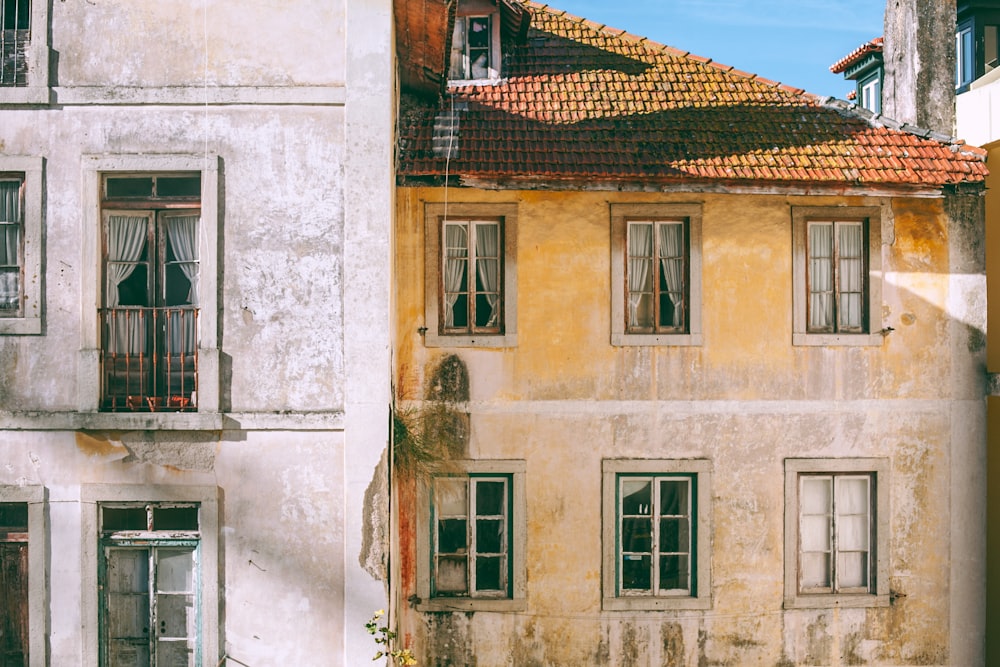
(449, 1), (502, 81)
(955, 1), (1000, 91)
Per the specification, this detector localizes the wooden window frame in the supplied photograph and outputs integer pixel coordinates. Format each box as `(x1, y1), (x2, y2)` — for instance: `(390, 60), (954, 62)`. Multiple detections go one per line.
(439, 218), (504, 337)
(423, 202), (517, 348)
(416, 460), (526, 612)
(792, 206), (884, 347)
(611, 203), (703, 346)
(602, 459), (712, 611)
(448, 9), (502, 82)
(783, 458), (890, 609)
(0, 485), (45, 667)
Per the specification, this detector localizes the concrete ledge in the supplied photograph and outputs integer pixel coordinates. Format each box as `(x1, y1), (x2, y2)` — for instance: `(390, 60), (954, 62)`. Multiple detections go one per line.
(52, 85), (347, 106)
(0, 410), (345, 431)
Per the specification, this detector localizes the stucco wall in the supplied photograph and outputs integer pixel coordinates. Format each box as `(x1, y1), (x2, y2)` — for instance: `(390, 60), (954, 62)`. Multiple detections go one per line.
(0, 0), (393, 664)
(393, 187), (986, 666)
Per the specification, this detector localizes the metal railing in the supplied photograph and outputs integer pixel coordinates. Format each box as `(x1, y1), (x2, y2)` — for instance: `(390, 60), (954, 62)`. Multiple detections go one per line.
(100, 307), (199, 412)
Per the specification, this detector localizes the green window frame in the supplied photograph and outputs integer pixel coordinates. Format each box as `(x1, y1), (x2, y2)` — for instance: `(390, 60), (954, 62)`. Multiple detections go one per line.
(98, 503), (201, 667)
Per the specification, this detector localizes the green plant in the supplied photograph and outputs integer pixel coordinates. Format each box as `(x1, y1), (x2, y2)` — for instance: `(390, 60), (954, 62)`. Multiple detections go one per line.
(366, 609), (417, 666)
(392, 403), (466, 476)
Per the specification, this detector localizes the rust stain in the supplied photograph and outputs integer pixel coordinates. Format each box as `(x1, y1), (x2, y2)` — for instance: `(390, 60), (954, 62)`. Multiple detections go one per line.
(75, 432), (128, 459)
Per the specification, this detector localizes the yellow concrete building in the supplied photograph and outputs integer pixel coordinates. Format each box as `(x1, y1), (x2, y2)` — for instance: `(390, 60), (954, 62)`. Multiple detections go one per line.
(392, 1), (989, 664)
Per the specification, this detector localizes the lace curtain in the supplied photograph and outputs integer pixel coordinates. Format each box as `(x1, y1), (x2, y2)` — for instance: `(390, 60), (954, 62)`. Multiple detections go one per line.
(658, 223), (684, 327)
(475, 223), (499, 327)
(0, 181), (20, 311)
(443, 223), (469, 328)
(165, 215), (199, 354)
(106, 215), (148, 354)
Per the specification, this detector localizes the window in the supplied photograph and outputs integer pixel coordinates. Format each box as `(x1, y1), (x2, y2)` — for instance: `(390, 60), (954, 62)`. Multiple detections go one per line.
(100, 174), (201, 413)
(81, 485), (219, 667)
(792, 206), (883, 346)
(602, 459), (711, 611)
(957, 23), (975, 89)
(784, 458), (889, 609)
(98, 503), (201, 666)
(859, 73), (881, 114)
(424, 203), (517, 348)
(0, 157), (40, 335)
(0, 0), (50, 103)
(449, 11), (500, 81)
(0, 486), (45, 667)
(611, 203), (702, 346)
(416, 461), (525, 612)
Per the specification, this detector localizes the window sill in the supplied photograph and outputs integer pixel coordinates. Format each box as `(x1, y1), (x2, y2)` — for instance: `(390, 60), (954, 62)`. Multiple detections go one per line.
(424, 332), (517, 348)
(602, 596), (711, 612)
(792, 332), (884, 347)
(611, 332), (703, 347)
(0, 86), (51, 106)
(0, 411), (223, 431)
(784, 593), (889, 609)
(416, 597), (526, 613)
(447, 77), (504, 87)
(0, 317), (42, 335)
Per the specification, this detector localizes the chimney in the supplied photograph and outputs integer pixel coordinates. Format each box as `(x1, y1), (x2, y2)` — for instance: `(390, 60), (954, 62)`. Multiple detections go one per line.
(882, 0), (957, 133)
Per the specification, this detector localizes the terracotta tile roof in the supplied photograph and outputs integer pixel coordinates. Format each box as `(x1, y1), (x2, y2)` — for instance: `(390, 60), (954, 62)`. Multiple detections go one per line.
(397, 4), (987, 190)
(830, 37), (884, 74)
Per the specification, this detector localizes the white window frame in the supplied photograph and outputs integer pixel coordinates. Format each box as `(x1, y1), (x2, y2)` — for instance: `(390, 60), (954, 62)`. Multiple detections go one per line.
(602, 459), (712, 611)
(415, 460), (526, 612)
(448, 9), (502, 83)
(424, 202), (517, 348)
(792, 206), (884, 346)
(859, 73), (881, 114)
(611, 203), (703, 346)
(81, 485), (219, 667)
(0, 485), (46, 667)
(0, 156), (42, 334)
(0, 0), (51, 105)
(79, 155), (220, 428)
(783, 458), (890, 609)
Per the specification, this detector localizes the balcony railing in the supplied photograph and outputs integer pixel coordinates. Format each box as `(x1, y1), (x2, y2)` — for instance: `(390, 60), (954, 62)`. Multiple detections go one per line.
(100, 307), (199, 412)
(0, 30), (29, 87)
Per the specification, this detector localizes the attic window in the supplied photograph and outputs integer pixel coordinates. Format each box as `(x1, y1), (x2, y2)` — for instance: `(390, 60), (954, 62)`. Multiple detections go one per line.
(449, 11), (501, 81)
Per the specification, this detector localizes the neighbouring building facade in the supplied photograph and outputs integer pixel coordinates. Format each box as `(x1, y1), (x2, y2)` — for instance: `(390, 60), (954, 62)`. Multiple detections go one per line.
(0, 1), (392, 665)
(392, 1), (989, 665)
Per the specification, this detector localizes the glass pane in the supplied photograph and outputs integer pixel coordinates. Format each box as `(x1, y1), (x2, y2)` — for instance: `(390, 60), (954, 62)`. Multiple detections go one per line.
(156, 593), (195, 639)
(475, 555), (502, 591)
(0, 502), (27, 531)
(152, 507), (199, 531)
(156, 638), (195, 667)
(436, 555), (468, 594)
(801, 477), (831, 514)
(838, 552), (868, 589)
(659, 480), (688, 516)
(837, 477), (869, 513)
(448, 17), (467, 78)
(103, 507), (148, 531)
(438, 518), (467, 554)
(0, 223), (20, 265)
(467, 16), (490, 49)
(621, 480), (651, 515)
(0, 269), (19, 311)
(659, 517), (688, 554)
(435, 478), (468, 517)
(475, 480), (505, 516)
(621, 554), (651, 590)
(659, 554), (688, 591)
(838, 516), (869, 551)
(800, 552), (830, 588)
(475, 519), (503, 554)
(987, 25), (999, 72)
(801, 515), (831, 551)
(621, 517), (651, 553)
(156, 549), (194, 593)
(107, 177), (154, 198)
(156, 176), (201, 198)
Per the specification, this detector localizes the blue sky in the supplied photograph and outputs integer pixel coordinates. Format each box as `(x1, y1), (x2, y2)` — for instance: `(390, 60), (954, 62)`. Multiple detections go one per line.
(548, 0), (886, 100)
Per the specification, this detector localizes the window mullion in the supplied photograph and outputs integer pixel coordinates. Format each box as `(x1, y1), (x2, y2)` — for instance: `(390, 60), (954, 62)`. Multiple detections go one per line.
(148, 547), (158, 665)
(468, 223), (477, 333)
(651, 476), (661, 595)
(468, 478), (477, 597)
(830, 477), (839, 593)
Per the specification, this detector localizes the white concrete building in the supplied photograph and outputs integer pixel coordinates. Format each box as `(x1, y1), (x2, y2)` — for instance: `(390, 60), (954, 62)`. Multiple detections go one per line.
(0, 1), (392, 665)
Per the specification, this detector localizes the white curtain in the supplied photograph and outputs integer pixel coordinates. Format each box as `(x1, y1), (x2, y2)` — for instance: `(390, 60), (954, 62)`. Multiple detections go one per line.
(808, 224), (833, 330)
(835, 476), (869, 588)
(799, 476), (832, 588)
(165, 215), (199, 354)
(475, 222), (500, 327)
(838, 224), (864, 330)
(106, 216), (148, 354)
(658, 223), (684, 327)
(0, 181), (20, 311)
(628, 224), (653, 328)
(443, 223), (468, 328)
